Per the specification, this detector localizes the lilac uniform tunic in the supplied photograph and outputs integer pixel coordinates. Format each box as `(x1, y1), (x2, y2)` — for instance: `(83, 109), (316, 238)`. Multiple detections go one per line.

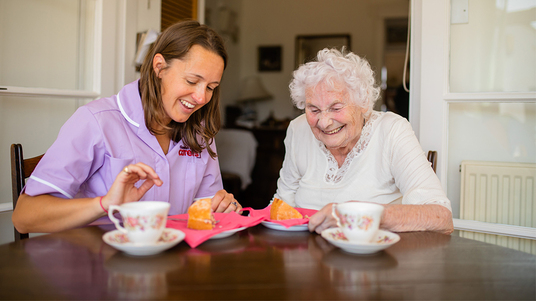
(24, 80), (223, 216)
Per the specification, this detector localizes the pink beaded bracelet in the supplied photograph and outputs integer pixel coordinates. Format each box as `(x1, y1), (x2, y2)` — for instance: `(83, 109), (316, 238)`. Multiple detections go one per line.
(99, 196), (108, 214)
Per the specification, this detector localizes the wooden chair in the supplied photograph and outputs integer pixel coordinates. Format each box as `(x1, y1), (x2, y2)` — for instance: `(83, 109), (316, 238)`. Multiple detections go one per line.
(427, 150), (437, 173)
(10, 144), (44, 241)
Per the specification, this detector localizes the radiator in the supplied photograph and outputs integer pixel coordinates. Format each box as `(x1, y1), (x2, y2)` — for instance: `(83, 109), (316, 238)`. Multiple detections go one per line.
(460, 161), (536, 254)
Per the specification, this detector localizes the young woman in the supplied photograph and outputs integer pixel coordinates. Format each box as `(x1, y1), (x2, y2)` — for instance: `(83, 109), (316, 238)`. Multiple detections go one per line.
(13, 20), (241, 234)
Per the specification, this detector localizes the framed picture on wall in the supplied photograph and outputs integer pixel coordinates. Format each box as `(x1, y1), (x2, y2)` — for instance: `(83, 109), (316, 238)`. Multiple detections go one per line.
(258, 46), (282, 72)
(385, 18), (408, 50)
(295, 34), (351, 68)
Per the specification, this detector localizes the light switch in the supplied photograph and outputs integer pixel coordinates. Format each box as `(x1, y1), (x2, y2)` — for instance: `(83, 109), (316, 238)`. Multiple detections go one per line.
(451, 0), (469, 24)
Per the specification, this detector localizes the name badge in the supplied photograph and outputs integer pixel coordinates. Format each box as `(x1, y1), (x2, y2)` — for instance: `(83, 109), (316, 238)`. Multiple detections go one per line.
(178, 145), (201, 158)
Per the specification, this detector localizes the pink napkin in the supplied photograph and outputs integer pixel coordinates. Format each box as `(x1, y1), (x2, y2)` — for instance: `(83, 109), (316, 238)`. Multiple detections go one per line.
(247, 206), (318, 228)
(166, 211), (265, 248)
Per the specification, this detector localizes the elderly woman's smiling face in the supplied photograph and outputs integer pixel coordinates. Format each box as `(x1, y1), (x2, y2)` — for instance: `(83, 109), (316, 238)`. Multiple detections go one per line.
(305, 82), (367, 154)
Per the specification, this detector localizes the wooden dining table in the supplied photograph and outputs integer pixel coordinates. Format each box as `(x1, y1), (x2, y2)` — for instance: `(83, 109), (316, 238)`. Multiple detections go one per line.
(0, 224), (534, 300)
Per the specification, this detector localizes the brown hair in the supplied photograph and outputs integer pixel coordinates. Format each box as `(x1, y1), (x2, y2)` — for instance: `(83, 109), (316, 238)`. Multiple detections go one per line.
(139, 20), (227, 159)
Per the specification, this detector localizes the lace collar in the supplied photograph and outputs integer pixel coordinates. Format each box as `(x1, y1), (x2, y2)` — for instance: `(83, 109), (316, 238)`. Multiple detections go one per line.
(319, 111), (381, 184)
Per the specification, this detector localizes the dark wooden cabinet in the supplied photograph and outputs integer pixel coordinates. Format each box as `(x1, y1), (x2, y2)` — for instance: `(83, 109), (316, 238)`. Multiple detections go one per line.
(240, 127), (287, 209)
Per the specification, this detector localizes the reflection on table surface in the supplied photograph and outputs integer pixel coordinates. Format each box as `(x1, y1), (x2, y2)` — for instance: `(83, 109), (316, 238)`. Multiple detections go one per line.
(0, 224), (534, 300)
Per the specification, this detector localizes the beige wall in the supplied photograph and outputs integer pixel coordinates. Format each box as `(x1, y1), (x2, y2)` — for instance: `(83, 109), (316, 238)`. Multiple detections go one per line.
(207, 0), (409, 123)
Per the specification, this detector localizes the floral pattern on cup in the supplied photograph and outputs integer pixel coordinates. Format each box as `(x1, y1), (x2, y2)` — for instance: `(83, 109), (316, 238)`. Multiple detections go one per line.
(328, 229), (395, 244)
(339, 214), (374, 230)
(124, 214), (166, 231)
(110, 229), (178, 244)
(160, 230), (178, 242)
(110, 233), (131, 244)
(375, 235), (395, 244)
(328, 230), (349, 241)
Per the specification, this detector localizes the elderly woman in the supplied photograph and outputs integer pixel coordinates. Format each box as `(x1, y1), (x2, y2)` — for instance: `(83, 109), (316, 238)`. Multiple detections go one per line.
(274, 48), (453, 235)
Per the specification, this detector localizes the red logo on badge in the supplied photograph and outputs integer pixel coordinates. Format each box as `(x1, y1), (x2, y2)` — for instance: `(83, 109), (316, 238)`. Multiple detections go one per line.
(178, 149), (201, 158)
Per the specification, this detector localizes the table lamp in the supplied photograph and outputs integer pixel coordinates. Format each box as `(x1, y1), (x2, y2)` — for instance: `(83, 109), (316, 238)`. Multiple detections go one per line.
(237, 76), (273, 103)
(236, 76), (273, 127)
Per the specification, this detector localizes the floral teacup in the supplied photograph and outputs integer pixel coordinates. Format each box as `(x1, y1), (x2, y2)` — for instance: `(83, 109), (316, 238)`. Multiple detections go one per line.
(332, 202), (384, 243)
(109, 201), (170, 244)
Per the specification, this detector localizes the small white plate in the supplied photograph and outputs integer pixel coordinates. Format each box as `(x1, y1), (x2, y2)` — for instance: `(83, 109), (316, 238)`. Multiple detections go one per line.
(321, 228), (400, 255)
(261, 221), (309, 232)
(103, 228), (185, 256)
(209, 227), (247, 239)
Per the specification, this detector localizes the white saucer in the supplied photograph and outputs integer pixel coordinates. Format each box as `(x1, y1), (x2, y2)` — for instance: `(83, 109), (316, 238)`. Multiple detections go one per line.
(261, 221), (309, 232)
(321, 228), (400, 255)
(209, 227), (247, 239)
(103, 228), (185, 256)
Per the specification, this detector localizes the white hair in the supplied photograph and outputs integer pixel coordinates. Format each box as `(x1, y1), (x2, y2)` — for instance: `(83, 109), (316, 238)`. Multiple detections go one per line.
(289, 48), (380, 116)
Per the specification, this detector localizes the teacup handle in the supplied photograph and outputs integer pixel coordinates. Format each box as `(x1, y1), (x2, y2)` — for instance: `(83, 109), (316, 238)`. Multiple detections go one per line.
(332, 204), (342, 228)
(108, 205), (127, 234)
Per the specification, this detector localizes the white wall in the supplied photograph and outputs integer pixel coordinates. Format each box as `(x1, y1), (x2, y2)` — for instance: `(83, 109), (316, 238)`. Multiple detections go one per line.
(416, 0), (536, 222)
(207, 0), (409, 123)
(0, 0), (85, 244)
(445, 0), (536, 216)
(447, 103), (536, 217)
(0, 0), (161, 245)
(122, 0), (162, 87)
(450, 1), (536, 92)
(445, 0), (536, 217)
(205, 0), (243, 122)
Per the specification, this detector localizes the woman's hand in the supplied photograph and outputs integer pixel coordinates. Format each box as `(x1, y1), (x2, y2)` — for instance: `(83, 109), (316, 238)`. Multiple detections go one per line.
(100, 163), (163, 212)
(308, 203), (338, 234)
(211, 189), (242, 213)
(13, 163), (162, 234)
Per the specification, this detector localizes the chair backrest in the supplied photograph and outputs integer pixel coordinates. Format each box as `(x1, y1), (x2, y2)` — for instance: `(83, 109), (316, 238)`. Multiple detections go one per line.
(427, 150), (437, 173)
(10, 144), (44, 241)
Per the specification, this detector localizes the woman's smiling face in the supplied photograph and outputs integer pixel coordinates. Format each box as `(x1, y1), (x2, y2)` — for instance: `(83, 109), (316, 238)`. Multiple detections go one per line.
(154, 44), (224, 124)
(305, 82), (367, 153)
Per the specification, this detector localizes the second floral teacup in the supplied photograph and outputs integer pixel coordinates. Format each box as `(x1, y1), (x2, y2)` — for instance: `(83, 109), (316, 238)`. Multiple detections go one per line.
(332, 202), (384, 243)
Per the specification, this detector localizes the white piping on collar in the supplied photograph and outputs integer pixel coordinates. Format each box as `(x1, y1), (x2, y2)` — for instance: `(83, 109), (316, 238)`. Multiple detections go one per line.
(117, 94), (140, 128)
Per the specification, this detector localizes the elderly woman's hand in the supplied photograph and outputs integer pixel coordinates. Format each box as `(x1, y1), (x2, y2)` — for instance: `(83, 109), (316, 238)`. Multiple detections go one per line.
(211, 189), (242, 213)
(308, 203), (339, 234)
